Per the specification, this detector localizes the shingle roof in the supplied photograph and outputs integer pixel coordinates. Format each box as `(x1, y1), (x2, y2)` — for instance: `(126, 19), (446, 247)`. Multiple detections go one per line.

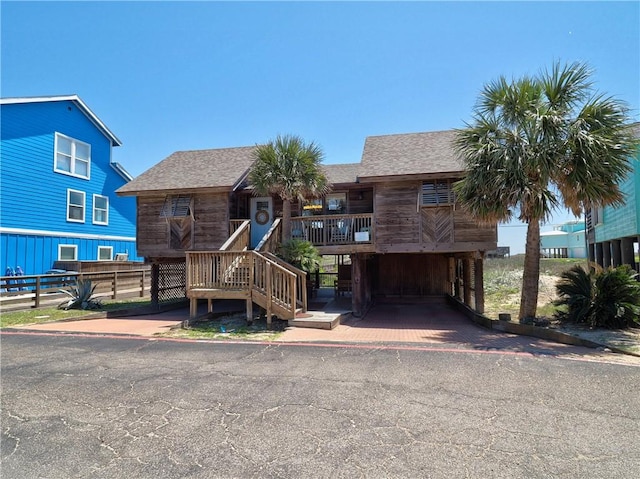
(322, 163), (360, 184)
(117, 146), (257, 195)
(359, 130), (463, 179)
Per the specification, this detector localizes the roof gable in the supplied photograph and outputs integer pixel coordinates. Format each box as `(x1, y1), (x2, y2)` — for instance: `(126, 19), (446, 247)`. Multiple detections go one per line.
(0, 95), (122, 146)
(359, 130), (463, 179)
(118, 146), (258, 195)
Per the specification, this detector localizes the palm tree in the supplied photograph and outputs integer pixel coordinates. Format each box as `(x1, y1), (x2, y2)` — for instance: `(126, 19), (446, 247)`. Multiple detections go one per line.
(454, 61), (638, 320)
(249, 134), (330, 241)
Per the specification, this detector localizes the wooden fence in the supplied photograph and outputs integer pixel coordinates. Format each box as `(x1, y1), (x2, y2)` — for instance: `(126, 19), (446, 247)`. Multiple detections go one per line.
(0, 268), (151, 311)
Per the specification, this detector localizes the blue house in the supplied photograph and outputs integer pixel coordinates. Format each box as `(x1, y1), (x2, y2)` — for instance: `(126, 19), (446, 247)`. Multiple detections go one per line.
(0, 95), (140, 276)
(540, 219), (587, 259)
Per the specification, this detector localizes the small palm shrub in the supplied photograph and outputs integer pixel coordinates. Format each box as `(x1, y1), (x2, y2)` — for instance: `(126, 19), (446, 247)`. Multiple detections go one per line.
(277, 239), (321, 273)
(555, 265), (640, 329)
(58, 279), (103, 310)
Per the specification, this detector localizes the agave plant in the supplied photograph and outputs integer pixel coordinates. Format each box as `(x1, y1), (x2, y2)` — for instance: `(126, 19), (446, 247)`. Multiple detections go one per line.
(58, 279), (103, 310)
(555, 264), (640, 329)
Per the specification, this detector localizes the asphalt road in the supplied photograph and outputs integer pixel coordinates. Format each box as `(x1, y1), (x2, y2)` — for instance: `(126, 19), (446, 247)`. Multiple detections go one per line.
(2, 333), (639, 478)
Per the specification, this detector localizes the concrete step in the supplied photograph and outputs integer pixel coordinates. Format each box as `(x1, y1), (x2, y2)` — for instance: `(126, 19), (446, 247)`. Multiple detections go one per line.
(287, 311), (349, 330)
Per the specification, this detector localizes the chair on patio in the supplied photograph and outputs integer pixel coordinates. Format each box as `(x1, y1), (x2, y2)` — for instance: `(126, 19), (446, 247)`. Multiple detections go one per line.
(331, 219), (352, 243)
(291, 220), (308, 240)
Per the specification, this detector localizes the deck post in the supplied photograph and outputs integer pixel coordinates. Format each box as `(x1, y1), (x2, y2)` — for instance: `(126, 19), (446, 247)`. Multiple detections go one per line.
(463, 258), (472, 307)
(190, 297), (197, 318)
(351, 254), (363, 317)
(246, 298), (253, 323)
(474, 256), (484, 314)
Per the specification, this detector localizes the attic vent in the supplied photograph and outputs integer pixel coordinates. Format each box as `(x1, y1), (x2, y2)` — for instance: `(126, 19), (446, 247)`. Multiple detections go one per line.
(161, 195), (192, 218)
(421, 180), (455, 206)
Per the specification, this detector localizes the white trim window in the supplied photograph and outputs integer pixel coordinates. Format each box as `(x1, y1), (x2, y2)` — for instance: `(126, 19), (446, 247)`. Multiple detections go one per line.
(93, 194), (109, 225)
(55, 132), (91, 179)
(58, 244), (78, 261)
(421, 180), (455, 206)
(67, 189), (86, 223)
(97, 246), (113, 261)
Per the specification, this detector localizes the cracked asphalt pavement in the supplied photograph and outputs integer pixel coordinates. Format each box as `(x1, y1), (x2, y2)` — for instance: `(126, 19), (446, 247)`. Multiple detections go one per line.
(2, 333), (639, 478)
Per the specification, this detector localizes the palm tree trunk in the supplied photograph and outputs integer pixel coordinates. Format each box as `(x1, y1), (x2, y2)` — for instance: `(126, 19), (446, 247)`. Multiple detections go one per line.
(282, 199), (292, 242)
(519, 220), (541, 320)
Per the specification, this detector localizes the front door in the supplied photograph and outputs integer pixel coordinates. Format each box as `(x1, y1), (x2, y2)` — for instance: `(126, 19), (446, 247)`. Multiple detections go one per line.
(250, 197), (273, 248)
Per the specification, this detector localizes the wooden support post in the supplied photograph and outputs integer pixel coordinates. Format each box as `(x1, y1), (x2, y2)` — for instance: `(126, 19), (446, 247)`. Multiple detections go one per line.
(151, 263), (160, 306)
(448, 257), (455, 296)
(208, 299), (213, 313)
(113, 271), (118, 300)
(246, 298), (253, 324)
(463, 258), (472, 307)
(351, 254), (363, 317)
(474, 257), (484, 314)
(190, 297), (197, 318)
(140, 269), (146, 297)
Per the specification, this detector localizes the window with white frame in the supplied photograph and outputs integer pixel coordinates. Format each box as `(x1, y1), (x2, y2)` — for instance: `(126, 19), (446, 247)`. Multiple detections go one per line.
(67, 189), (86, 222)
(97, 246), (113, 261)
(55, 133), (91, 179)
(58, 244), (77, 261)
(93, 194), (109, 225)
(421, 180), (455, 206)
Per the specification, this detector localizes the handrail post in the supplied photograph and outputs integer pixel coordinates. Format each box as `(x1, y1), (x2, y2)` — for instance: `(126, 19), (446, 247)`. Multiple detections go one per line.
(265, 260), (272, 326)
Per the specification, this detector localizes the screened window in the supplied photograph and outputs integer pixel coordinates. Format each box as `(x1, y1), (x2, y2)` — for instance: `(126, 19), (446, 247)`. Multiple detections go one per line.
(55, 133), (91, 179)
(67, 189), (85, 222)
(58, 245), (77, 261)
(98, 246), (113, 261)
(93, 194), (109, 225)
(421, 180), (455, 206)
(161, 195), (192, 218)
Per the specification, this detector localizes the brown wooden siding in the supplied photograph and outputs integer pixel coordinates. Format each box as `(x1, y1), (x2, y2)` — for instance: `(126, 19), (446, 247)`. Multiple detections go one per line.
(373, 180), (497, 253)
(192, 194), (230, 250)
(374, 182), (421, 246)
(371, 253), (450, 297)
(421, 207), (454, 244)
(137, 193), (230, 259)
(453, 208), (496, 243)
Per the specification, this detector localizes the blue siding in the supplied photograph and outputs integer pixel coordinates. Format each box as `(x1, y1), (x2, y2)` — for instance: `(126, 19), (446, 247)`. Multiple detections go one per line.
(1, 232), (140, 276)
(0, 98), (140, 275)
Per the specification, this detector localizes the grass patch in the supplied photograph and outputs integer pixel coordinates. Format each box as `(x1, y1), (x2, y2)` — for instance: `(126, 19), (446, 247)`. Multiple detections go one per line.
(1, 299), (153, 328)
(484, 256), (586, 320)
(162, 313), (286, 341)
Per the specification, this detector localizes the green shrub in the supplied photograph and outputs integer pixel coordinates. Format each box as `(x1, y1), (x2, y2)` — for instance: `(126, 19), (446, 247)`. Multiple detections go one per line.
(58, 279), (103, 310)
(277, 239), (321, 273)
(555, 265), (640, 329)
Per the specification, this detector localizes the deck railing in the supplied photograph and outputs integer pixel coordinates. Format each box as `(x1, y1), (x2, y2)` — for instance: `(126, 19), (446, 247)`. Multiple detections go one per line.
(251, 253), (297, 316)
(229, 219), (249, 237)
(262, 252), (307, 312)
(291, 213), (373, 246)
(185, 250), (301, 320)
(254, 218), (282, 253)
(221, 220), (251, 251)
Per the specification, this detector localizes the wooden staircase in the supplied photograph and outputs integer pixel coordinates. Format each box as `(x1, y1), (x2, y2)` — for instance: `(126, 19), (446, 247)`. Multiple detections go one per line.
(185, 219), (307, 324)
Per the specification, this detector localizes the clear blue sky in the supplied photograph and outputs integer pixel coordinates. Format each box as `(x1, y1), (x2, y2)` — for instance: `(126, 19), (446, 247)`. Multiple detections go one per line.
(2, 1), (639, 254)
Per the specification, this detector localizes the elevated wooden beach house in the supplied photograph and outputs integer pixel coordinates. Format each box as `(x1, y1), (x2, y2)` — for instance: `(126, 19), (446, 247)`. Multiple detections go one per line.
(117, 130), (497, 321)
